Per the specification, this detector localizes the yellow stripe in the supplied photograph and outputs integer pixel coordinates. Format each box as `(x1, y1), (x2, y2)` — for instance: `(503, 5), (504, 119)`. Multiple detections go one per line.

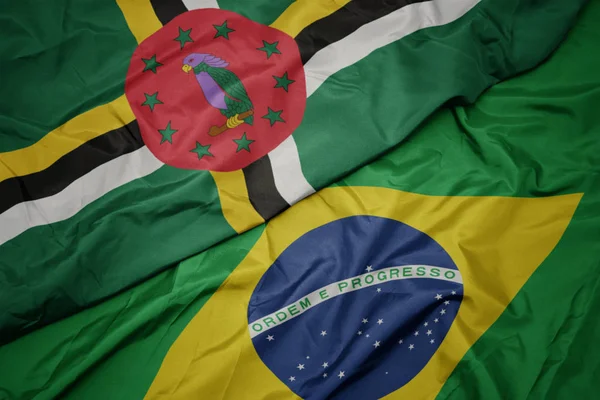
(144, 187), (581, 399)
(0, 95), (135, 183)
(116, 0), (261, 232)
(210, 171), (265, 232)
(116, 0), (163, 43)
(0, 0), (346, 230)
(213, 0), (348, 231)
(0, 0), (160, 184)
(114, 1), (262, 232)
(270, 0), (350, 38)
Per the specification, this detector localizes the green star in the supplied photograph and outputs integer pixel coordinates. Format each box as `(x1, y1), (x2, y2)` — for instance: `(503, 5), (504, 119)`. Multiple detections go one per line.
(190, 141), (213, 160)
(257, 40), (281, 59)
(142, 54), (162, 74)
(273, 72), (295, 92)
(233, 133), (254, 153)
(174, 27), (193, 49)
(141, 92), (163, 112)
(158, 121), (178, 144)
(262, 107), (285, 126)
(213, 21), (234, 40)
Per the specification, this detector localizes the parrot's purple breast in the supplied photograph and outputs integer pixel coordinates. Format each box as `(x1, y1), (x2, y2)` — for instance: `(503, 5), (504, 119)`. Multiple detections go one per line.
(195, 72), (227, 110)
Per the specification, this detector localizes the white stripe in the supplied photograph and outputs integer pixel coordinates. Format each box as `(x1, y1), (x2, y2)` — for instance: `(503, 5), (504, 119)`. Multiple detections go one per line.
(0, 0), (480, 243)
(304, 0), (480, 97)
(182, 0), (219, 9)
(268, 136), (315, 205)
(185, 0), (315, 207)
(0, 147), (163, 245)
(0, 3), (222, 245)
(183, 0), (314, 207)
(248, 264), (463, 338)
(267, 0), (479, 205)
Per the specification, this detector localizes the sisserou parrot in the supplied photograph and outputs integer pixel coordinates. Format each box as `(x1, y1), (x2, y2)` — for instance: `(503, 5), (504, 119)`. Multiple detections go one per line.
(182, 53), (254, 135)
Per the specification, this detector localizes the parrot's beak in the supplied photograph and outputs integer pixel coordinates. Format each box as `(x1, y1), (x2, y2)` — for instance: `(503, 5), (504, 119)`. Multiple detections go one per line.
(182, 64), (192, 73)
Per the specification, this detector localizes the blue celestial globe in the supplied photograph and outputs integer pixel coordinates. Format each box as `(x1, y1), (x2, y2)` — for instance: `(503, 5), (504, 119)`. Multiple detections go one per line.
(248, 216), (463, 399)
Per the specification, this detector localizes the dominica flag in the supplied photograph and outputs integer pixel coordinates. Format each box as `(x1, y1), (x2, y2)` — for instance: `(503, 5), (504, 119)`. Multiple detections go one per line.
(1, 0), (599, 398)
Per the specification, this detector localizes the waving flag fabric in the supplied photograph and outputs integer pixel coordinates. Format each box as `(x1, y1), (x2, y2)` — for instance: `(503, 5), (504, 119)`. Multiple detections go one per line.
(0, 0), (598, 399)
(0, 0), (586, 344)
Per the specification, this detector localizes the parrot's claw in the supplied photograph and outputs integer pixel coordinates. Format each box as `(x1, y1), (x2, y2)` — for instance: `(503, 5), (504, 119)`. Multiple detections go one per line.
(226, 114), (244, 129)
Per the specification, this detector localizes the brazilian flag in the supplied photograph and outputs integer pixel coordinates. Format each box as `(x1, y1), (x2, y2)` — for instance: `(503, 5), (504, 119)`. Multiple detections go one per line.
(0, 0), (599, 399)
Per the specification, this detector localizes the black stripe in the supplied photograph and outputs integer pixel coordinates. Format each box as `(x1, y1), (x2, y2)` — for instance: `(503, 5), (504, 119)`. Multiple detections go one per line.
(295, 0), (427, 64)
(0, 122), (143, 214)
(149, 0), (290, 219)
(243, 1), (430, 214)
(0, 0), (187, 214)
(150, 0), (188, 25)
(242, 156), (289, 220)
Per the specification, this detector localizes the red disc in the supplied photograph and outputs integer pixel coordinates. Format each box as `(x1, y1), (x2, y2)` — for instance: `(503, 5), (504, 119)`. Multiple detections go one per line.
(125, 9), (306, 172)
